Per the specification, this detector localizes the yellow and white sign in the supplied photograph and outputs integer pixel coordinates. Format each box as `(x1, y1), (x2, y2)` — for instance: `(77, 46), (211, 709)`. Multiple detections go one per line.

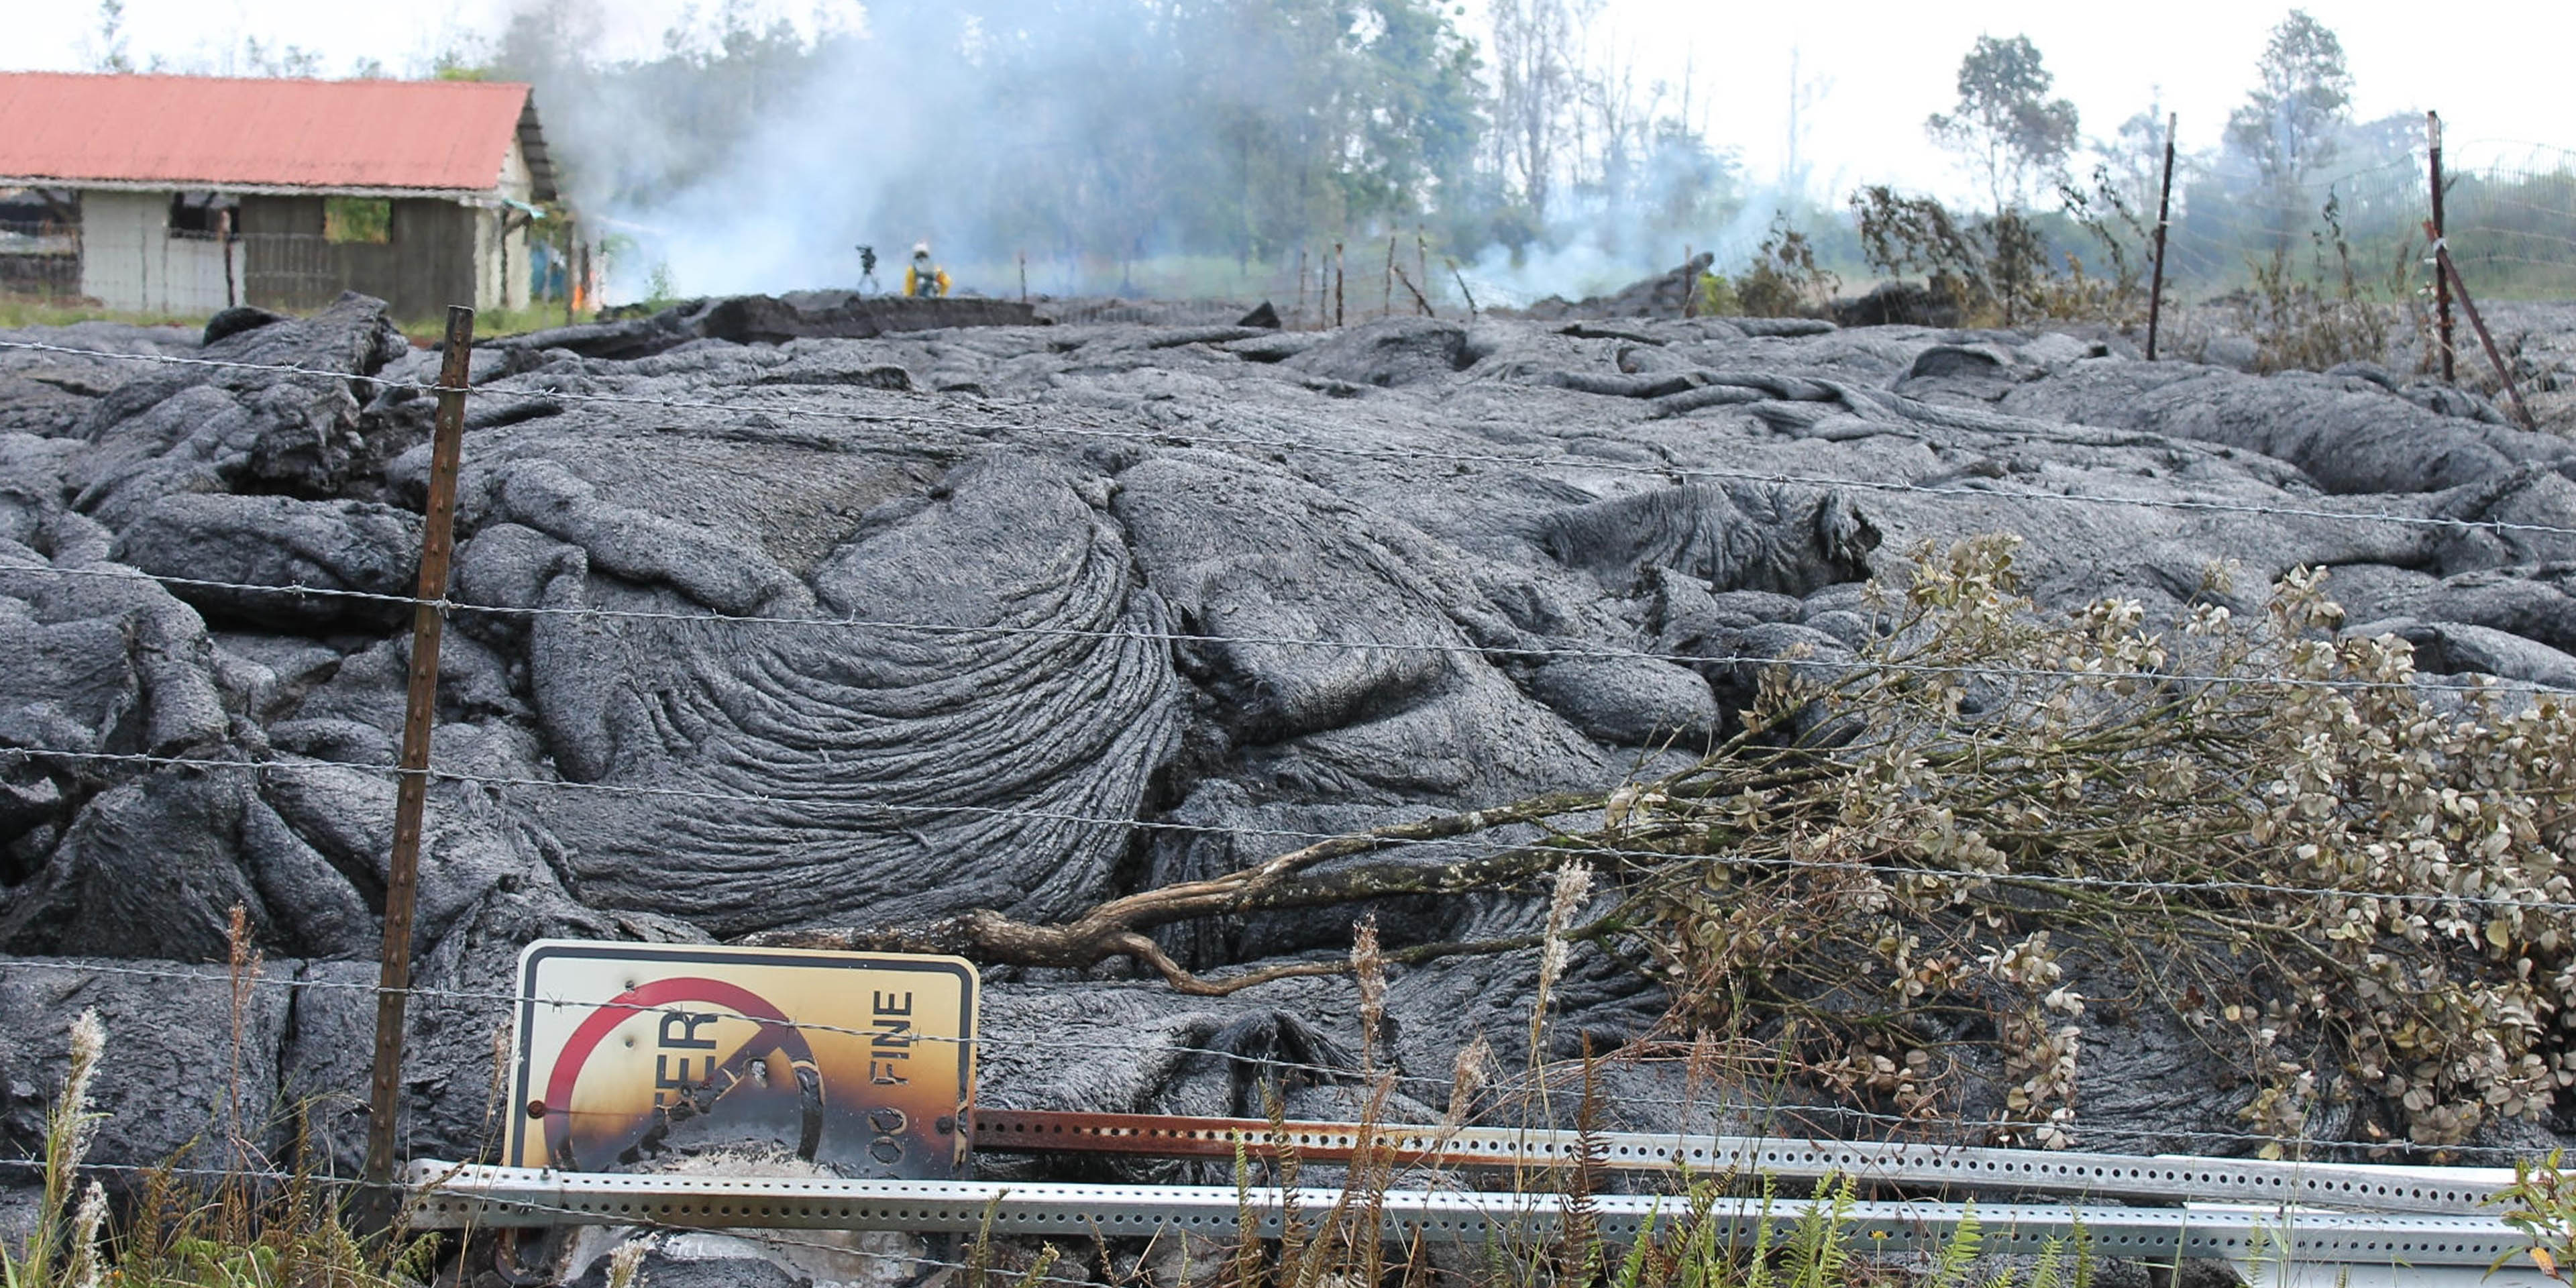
(503, 941), (977, 1177)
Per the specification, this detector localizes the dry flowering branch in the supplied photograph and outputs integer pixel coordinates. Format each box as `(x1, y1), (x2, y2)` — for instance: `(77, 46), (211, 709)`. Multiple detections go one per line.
(768, 534), (2576, 1148)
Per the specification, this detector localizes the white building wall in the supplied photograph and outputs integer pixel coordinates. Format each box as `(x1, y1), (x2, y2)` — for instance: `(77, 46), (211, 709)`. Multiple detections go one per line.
(504, 217), (531, 311)
(473, 207), (498, 311)
(467, 207), (535, 313)
(76, 189), (234, 315)
(499, 136), (535, 202)
(497, 136), (536, 311)
(76, 191), (158, 311)
(164, 235), (233, 313)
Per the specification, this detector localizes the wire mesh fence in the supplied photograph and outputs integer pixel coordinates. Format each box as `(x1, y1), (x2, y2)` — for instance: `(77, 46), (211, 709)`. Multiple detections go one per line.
(0, 225), (339, 315)
(235, 231), (339, 311)
(2159, 141), (2576, 302)
(967, 237), (1498, 329)
(0, 220), (81, 300)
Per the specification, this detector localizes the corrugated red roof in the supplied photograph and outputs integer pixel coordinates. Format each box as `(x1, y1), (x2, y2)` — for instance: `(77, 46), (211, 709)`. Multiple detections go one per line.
(0, 72), (547, 197)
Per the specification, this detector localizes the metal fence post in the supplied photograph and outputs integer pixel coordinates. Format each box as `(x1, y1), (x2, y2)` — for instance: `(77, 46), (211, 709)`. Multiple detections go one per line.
(361, 304), (476, 1228)
(1447, 257), (1479, 321)
(219, 209), (237, 310)
(1334, 241), (1345, 329)
(1415, 225), (1431, 317)
(2428, 111), (2456, 383)
(1297, 247), (1309, 329)
(2422, 220), (2536, 429)
(2146, 113), (2178, 361)
(1383, 233), (1397, 321)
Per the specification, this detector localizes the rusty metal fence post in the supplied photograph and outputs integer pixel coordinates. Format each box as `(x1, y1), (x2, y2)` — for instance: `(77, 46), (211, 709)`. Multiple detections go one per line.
(361, 305), (475, 1228)
(2428, 111), (2456, 383)
(1383, 234), (1397, 321)
(2145, 113), (2178, 361)
(1334, 241), (1346, 329)
(218, 209), (237, 310)
(1415, 225), (1431, 317)
(1447, 257), (1478, 321)
(2422, 220), (2536, 429)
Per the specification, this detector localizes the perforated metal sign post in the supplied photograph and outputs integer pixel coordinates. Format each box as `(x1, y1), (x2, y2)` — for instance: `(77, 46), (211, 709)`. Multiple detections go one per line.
(506, 941), (976, 1177)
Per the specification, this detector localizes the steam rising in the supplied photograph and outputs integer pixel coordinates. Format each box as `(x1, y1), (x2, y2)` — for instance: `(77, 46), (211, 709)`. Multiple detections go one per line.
(508, 0), (1774, 304)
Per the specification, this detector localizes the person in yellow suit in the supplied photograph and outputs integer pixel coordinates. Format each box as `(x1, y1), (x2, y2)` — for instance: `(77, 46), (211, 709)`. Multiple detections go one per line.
(904, 242), (951, 298)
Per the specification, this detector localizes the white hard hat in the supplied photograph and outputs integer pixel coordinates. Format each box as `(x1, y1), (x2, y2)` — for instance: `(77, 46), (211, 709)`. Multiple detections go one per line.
(913, 241), (932, 257)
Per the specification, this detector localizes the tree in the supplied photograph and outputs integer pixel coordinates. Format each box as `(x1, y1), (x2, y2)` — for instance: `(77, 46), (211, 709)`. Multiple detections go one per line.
(1489, 0), (1582, 225)
(2100, 94), (2171, 223)
(234, 37), (323, 78)
(1925, 34), (2080, 213)
(85, 0), (133, 74)
(2225, 9), (2353, 244)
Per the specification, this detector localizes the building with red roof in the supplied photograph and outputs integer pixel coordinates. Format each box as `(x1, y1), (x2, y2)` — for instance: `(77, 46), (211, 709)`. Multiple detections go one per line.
(0, 72), (558, 319)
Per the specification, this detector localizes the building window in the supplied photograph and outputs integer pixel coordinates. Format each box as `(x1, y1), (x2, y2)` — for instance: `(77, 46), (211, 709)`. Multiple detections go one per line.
(325, 197), (392, 244)
(169, 191), (235, 233)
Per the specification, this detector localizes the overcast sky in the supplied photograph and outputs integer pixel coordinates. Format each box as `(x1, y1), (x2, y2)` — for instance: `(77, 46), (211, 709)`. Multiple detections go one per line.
(9, 0), (2569, 201)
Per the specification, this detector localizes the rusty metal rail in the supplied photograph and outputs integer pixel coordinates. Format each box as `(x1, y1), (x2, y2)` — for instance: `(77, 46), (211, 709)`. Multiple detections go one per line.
(969, 1110), (2510, 1216)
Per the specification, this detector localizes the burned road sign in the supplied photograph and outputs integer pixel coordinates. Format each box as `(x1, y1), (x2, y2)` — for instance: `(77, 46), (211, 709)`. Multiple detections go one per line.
(504, 941), (977, 1177)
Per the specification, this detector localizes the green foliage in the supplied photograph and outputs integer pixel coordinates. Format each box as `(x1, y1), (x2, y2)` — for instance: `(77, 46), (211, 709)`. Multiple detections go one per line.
(0, 1011), (431, 1288)
(2233, 189), (2409, 374)
(1925, 34), (2080, 212)
(1695, 270), (1740, 318)
(322, 198), (390, 246)
(1734, 215), (1839, 319)
(0, 299), (199, 331)
(87, 0), (132, 74)
(1780, 1175), (1853, 1288)
(1849, 170), (2146, 329)
(1920, 1201), (1980, 1288)
(1849, 188), (2055, 325)
(2493, 1149), (2576, 1279)
(464, 305), (588, 339)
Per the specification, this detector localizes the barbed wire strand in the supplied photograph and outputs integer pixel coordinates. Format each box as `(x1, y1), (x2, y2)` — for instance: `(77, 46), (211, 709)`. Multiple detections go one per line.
(1, 561), (2565, 699)
(0, 961), (2521, 1165)
(9, 743), (2576, 916)
(5, 299), (2573, 1173)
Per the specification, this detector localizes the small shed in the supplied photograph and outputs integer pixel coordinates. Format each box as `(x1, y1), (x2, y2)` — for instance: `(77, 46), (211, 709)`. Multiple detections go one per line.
(0, 72), (557, 319)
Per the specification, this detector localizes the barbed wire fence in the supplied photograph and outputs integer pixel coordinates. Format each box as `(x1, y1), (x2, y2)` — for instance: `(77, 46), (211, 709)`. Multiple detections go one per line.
(0, 322), (2567, 1229)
